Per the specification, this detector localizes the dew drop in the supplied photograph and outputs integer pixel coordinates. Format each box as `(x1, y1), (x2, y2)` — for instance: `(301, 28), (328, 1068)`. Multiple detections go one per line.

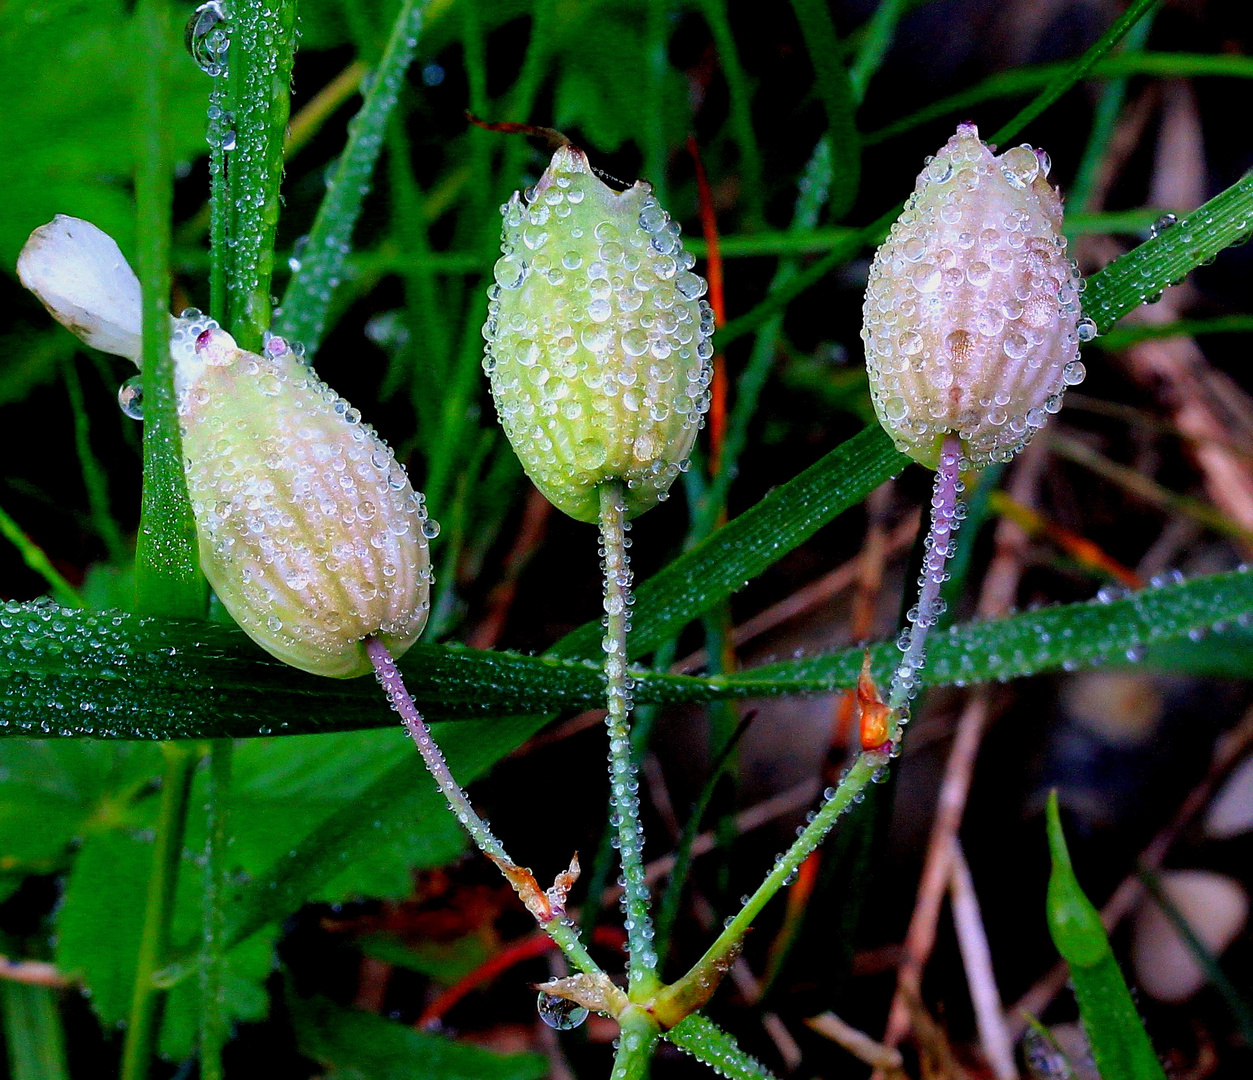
(185, 0), (230, 77)
(536, 992), (588, 1030)
(118, 377), (144, 420)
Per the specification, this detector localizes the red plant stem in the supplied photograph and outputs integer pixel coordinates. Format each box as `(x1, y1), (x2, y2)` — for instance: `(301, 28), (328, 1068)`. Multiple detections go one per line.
(687, 135), (728, 476)
(417, 926), (626, 1030)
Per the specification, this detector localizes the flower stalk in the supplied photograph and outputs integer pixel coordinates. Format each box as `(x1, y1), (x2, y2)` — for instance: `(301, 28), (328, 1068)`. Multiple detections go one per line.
(599, 481), (659, 996)
(365, 637), (602, 978)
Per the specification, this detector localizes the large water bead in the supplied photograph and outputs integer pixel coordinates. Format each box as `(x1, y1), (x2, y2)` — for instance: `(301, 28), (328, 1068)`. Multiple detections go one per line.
(862, 123), (1085, 470)
(176, 323), (433, 678)
(484, 144), (713, 522)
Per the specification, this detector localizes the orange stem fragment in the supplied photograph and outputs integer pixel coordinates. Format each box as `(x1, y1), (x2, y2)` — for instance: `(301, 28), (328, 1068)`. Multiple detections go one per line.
(687, 135), (728, 476)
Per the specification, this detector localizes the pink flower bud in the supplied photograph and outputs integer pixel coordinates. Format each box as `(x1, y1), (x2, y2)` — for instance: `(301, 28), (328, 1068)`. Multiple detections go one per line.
(862, 124), (1089, 470)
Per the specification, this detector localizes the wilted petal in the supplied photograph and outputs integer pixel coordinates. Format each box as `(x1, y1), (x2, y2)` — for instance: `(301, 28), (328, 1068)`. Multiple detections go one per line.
(17, 216), (145, 365)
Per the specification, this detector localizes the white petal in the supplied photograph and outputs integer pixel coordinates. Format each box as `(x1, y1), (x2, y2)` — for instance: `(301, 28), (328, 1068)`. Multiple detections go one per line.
(17, 216), (143, 365)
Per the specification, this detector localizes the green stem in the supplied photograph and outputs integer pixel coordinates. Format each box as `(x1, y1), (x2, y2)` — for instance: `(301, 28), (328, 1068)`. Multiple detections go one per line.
(667, 1014), (774, 1078)
(199, 739), (233, 1080)
(133, 0), (202, 618)
(611, 1006), (660, 1080)
(643, 0), (671, 204)
(225, 0), (297, 350)
(276, 0), (429, 354)
(665, 751), (888, 1005)
(208, 67), (229, 325)
(599, 483), (659, 997)
(988, 0), (1161, 147)
(119, 744), (197, 1080)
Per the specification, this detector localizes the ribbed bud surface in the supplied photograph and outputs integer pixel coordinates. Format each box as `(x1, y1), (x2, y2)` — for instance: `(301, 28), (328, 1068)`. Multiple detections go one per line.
(175, 319), (433, 678)
(863, 124), (1089, 469)
(483, 145), (714, 522)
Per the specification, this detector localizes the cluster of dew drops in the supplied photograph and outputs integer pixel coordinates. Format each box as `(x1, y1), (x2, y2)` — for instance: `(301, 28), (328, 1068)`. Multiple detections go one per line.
(482, 166), (716, 498)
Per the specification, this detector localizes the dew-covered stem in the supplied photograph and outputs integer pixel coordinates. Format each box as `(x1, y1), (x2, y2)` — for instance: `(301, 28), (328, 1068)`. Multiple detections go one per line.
(276, 0), (429, 356)
(599, 483), (659, 996)
(224, 0), (296, 351)
(207, 66), (229, 325)
(886, 433), (965, 733)
(610, 1005), (661, 1080)
(365, 638), (601, 977)
(133, 0), (202, 618)
(199, 739), (233, 1080)
(665, 750), (888, 1010)
(120, 743), (197, 1080)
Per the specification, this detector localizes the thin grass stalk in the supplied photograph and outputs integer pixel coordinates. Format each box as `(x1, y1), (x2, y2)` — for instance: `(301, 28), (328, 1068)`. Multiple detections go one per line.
(1070, 11), (1155, 212)
(849, 0), (909, 102)
(224, 0), (297, 350)
(0, 504), (84, 609)
(696, 0), (765, 226)
(61, 358), (126, 564)
(119, 744), (197, 1080)
(988, 0), (1162, 146)
(789, 0), (859, 218)
(275, 0), (428, 354)
(199, 740), (233, 1080)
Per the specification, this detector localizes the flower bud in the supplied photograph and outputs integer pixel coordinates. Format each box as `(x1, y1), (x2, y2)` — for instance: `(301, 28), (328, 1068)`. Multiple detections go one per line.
(862, 123), (1089, 470)
(17, 217), (433, 679)
(175, 320), (433, 678)
(17, 215), (144, 364)
(483, 145), (715, 522)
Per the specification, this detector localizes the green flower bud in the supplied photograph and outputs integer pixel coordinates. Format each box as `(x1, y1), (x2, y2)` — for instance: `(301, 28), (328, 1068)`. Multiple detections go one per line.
(176, 320), (434, 678)
(483, 145), (715, 522)
(863, 123), (1090, 470)
(17, 216), (434, 679)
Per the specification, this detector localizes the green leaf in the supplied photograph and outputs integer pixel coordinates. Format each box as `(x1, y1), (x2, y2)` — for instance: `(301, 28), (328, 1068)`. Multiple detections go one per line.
(221, 716), (531, 951)
(56, 828), (151, 1025)
(359, 931), (492, 985)
(1045, 793), (1168, 1080)
(5, 568), (1253, 739)
(0, 741), (160, 870)
(288, 992), (547, 1080)
(667, 1014), (775, 1079)
(0, 0), (210, 269)
(1083, 173), (1253, 333)
(2, 982), (70, 1080)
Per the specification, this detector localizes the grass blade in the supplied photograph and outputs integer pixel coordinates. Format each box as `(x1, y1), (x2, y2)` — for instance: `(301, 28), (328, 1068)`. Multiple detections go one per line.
(1045, 792), (1167, 1080)
(275, 0), (430, 355)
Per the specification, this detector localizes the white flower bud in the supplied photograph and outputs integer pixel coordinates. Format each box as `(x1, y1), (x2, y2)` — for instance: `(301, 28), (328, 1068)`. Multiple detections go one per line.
(174, 320), (433, 678)
(17, 217), (434, 678)
(17, 216), (144, 365)
(862, 124), (1088, 469)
